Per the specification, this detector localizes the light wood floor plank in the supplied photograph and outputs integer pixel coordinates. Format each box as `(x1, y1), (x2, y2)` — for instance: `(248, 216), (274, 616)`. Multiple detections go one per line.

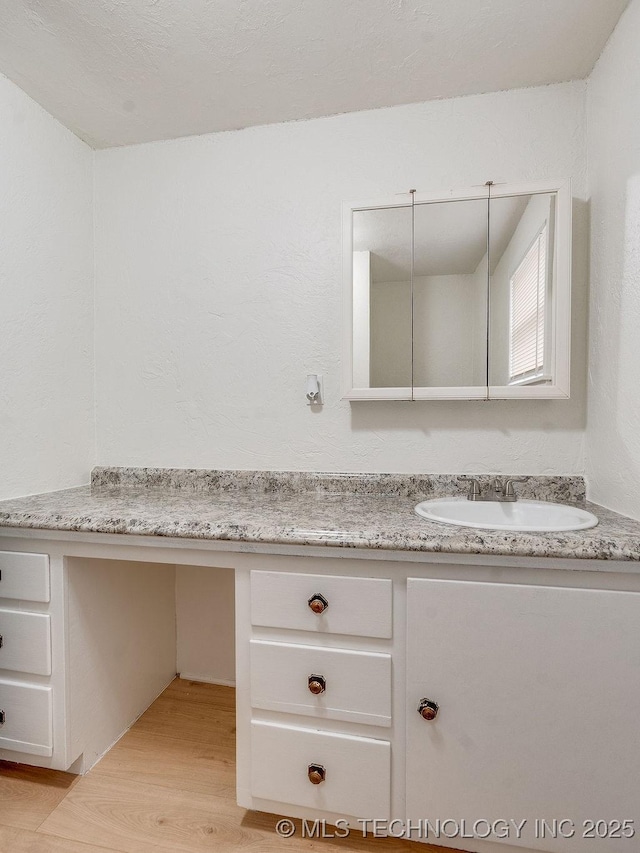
(168, 678), (235, 710)
(91, 729), (235, 798)
(133, 697), (235, 747)
(39, 774), (443, 853)
(0, 762), (78, 831)
(240, 812), (459, 853)
(39, 774), (274, 853)
(0, 824), (125, 853)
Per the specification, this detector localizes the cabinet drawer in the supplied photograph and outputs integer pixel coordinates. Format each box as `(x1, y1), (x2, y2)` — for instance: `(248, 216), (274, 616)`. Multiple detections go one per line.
(251, 720), (390, 818)
(0, 610), (51, 676)
(0, 680), (53, 757)
(0, 552), (50, 603)
(250, 571), (392, 638)
(250, 640), (391, 726)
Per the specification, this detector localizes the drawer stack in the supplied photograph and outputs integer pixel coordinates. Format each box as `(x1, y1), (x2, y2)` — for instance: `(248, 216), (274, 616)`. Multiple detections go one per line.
(0, 551), (53, 757)
(248, 569), (393, 819)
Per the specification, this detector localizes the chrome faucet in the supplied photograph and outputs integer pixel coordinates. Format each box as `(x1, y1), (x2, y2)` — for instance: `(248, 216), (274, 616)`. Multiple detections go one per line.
(458, 476), (528, 502)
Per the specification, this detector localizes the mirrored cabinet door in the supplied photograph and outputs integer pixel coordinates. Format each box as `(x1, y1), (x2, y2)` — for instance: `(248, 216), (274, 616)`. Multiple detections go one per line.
(412, 197), (489, 399)
(487, 182), (571, 399)
(488, 192), (556, 389)
(349, 204), (413, 399)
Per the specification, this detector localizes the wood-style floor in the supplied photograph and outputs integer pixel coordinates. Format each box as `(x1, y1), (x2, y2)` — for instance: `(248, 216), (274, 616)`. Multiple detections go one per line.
(0, 679), (455, 853)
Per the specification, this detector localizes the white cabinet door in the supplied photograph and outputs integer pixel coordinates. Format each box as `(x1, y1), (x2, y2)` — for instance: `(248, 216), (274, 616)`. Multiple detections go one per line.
(406, 579), (640, 853)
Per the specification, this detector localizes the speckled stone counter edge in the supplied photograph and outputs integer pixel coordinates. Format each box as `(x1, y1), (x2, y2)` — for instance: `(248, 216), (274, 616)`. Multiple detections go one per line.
(91, 467), (586, 504)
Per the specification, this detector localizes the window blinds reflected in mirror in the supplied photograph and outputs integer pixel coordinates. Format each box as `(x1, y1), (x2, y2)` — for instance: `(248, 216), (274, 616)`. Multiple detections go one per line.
(509, 225), (547, 384)
(488, 192), (555, 388)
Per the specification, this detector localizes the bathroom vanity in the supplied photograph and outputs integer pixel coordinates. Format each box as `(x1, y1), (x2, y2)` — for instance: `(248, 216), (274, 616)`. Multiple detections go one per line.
(1, 468), (640, 853)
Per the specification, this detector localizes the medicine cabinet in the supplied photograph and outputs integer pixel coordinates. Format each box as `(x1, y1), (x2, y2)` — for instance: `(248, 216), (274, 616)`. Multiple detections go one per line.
(342, 179), (571, 400)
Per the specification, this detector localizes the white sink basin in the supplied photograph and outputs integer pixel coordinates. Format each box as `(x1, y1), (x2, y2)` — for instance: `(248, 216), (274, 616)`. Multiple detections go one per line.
(414, 498), (598, 532)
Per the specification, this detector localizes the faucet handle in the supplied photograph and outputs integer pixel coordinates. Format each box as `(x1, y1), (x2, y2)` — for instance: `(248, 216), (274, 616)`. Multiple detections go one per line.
(504, 477), (528, 499)
(457, 476), (481, 501)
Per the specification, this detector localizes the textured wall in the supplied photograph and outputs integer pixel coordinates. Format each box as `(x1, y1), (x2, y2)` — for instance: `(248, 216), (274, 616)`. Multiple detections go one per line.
(586, 0), (640, 518)
(94, 82), (589, 475)
(0, 73), (94, 499)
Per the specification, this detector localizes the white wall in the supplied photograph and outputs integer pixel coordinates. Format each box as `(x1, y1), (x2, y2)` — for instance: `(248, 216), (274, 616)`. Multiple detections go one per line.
(370, 279), (411, 387)
(175, 565), (235, 685)
(586, 0), (640, 518)
(0, 73), (94, 499)
(413, 273), (486, 388)
(370, 273), (486, 388)
(94, 81), (588, 476)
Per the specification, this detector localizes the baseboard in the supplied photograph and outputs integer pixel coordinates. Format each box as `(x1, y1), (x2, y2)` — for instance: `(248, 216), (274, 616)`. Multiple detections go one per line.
(177, 672), (236, 687)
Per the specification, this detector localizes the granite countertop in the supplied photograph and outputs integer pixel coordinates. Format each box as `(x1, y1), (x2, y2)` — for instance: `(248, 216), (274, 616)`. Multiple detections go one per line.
(0, 467), (639, 562)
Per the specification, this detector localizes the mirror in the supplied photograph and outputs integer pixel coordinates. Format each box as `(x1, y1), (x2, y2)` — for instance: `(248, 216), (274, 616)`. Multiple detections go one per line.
(488, 193), (555, 388)
(343, 179), (571, 401)
(412, 198), (488, 390)
(352, 205), (413, 391)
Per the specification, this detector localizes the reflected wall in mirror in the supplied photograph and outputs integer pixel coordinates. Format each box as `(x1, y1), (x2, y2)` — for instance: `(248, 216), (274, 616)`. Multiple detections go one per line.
(343, 179), (571, 401)
(352, 205), (412, 391)
(412, 198), (488, 389)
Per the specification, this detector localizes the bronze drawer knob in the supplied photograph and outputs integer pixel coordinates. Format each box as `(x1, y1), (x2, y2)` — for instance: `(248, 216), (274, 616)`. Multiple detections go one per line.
(308, 674), (326, 695)
(308, 593), (328, 614)
(418, 698), (439, 721)
(308, 763), (326, 784)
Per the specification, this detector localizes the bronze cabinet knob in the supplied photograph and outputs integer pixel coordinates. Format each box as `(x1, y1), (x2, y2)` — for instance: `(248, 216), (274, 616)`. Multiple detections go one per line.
(418, 698), (439, 721)
(308, 593), (328, 614)
(308, 763), (326, 784)
(308, 674), (326, 695)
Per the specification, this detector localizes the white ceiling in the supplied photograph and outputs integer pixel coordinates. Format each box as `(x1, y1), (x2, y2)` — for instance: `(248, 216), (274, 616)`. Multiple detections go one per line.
(0, 0), (628, 148)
